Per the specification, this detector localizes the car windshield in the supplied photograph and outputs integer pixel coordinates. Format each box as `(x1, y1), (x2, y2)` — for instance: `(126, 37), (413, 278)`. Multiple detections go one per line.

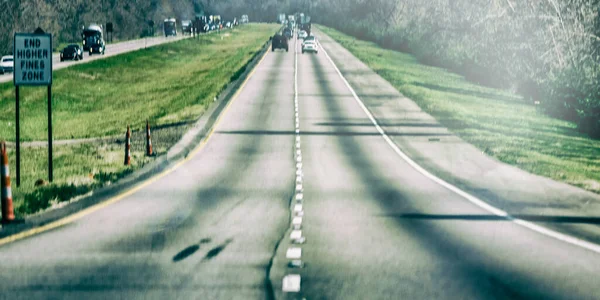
(2, 57), (13, 62)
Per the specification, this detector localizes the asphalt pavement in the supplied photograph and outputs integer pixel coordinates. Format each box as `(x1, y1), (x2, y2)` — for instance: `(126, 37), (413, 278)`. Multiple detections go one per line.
(0, 30), (599, 300)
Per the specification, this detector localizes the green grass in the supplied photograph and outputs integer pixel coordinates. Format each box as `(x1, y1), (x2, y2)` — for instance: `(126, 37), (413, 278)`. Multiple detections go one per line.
(0, 24), (278, 141)
(318, 25), (600, 194)
(1, 24), (279, 217)
(5, 143), (152, 217)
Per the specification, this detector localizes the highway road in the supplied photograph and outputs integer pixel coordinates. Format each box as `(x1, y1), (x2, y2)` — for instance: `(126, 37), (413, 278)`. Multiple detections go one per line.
(0, 30), (600, 300)
(0, 35), (189, 84)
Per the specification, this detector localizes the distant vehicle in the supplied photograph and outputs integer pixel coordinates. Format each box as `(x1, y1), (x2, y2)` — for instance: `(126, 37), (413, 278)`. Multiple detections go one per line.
(182, 20), (192, 35)
(60, 44), (83, 62)
(241, 15), (249, 24)
(283, 28), (293, 39)
(302, 40), (318, 54)
(298, 30), (308, 39)
(213, 15), (222, 28)
(164, 18), (177, 36)
(300, 21), (311, 35)
(0, 55), (13, 74)
(272, 34), (289, 52)
(225, 21), (232, 28)
(82, 24), (105, 55)
(304, 35), (316, 43)
(278, 13), (286, 24)
(194, 15), (209, 33)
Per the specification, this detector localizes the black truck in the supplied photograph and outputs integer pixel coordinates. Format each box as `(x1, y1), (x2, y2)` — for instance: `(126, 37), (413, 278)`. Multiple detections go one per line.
(272, 34), (289, 52)
(82, 24), (106, 55)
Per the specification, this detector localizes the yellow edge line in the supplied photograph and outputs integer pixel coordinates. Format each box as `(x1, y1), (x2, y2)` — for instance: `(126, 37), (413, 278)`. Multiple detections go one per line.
(0, 48), (270, 247)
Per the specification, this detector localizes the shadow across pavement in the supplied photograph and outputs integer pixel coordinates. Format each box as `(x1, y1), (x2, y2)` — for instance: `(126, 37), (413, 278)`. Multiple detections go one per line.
(383, 213), (600, 225)
(315, 121), (443, 128)
(216, 130), (452, 137)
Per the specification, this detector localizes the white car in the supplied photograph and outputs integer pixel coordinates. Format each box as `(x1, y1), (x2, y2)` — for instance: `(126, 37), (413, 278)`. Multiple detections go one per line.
(298, 30), (308, 40)
(0, 55), (14, 74)
(302, 40), (318, 54)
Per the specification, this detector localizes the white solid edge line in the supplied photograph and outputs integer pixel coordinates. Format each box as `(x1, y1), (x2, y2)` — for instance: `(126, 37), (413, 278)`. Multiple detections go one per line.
(318, 40), (600, 255)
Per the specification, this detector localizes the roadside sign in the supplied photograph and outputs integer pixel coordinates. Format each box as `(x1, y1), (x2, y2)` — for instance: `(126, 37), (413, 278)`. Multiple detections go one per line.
(12, 31), (54, 186)
(13, 33), (52, 86)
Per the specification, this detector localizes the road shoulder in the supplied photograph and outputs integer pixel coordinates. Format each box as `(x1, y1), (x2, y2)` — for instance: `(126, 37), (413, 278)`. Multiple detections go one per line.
(313, 26), (600, 245)
(0, 39), (272, 240)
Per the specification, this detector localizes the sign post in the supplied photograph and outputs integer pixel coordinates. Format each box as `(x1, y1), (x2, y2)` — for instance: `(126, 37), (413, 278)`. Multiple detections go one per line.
(106, 23), (113, 43)
(13, 29), (53, 185)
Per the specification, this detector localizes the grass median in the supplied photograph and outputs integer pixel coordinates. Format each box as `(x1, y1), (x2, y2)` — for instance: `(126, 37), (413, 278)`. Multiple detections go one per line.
(0, 23), (279, 217)
(318, 25), (600, 194)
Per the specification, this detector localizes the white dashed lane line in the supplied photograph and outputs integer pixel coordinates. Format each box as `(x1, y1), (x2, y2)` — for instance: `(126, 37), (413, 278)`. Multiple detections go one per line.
(283, 33), (305, 295)
(293, 216), (303, 228)
(282, 274), (301, 292)
(286, 247), (302, 259)
(291, 230), (303, 240)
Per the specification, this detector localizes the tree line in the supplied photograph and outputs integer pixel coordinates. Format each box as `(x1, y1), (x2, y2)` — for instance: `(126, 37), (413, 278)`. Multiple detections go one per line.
(0, 0), (201, 53)
(312, 0), (600, 137)
(1, 0), (599, 137)
(0, 0), (293, 55)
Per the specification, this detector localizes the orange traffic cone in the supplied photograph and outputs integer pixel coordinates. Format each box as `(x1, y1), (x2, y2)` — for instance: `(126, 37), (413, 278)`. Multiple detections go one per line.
(146, 120), (153, 156)
(124, 125), (131, 166)
(1, 141), (15, 223)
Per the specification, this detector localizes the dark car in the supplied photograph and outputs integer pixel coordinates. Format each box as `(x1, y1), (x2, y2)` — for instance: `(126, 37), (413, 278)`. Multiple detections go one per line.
(60, 44), (84, 62)
(283, 28), (293, 39)
(272, 34), (289, 52)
